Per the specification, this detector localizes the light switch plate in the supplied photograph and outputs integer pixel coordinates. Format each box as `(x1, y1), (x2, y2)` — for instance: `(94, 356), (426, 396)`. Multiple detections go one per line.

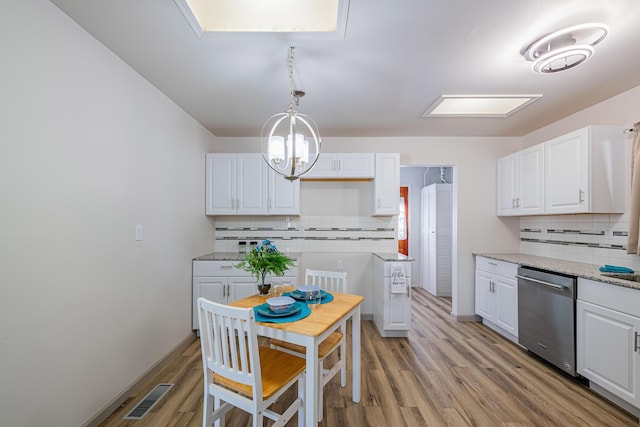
(135, 225), (143, 241)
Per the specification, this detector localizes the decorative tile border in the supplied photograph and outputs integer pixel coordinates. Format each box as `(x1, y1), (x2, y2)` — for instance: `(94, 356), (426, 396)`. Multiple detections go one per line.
(521, 227), (628, 251)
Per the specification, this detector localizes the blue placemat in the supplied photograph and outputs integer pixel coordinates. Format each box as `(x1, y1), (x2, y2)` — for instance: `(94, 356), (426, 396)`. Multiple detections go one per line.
(254, 301), (311, 323)
(284, 291), (334, 304)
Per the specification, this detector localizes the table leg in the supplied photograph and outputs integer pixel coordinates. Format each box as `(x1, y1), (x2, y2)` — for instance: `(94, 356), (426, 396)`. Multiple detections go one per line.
(305, 337), (319, 425)
(352, 306), (361, 403)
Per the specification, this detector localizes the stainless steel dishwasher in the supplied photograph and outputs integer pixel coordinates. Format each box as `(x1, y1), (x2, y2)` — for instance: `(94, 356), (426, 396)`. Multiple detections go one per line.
(516, 266), (578, 376)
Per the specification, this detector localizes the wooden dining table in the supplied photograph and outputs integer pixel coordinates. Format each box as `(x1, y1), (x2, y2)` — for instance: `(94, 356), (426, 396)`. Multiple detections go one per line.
(230, 291), (364, 426)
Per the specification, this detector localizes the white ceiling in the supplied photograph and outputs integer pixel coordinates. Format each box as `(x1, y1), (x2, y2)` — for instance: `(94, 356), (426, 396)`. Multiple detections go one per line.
(49, 0), (640, 138)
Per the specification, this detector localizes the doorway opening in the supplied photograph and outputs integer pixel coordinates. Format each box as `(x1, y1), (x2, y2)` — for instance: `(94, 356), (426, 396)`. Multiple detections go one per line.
(399, 166), (457, 306)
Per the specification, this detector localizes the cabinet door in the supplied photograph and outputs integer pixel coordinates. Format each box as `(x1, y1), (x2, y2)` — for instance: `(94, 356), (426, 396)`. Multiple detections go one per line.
(518, 145), (544, 215)
(228, 277), (258, 302)
(303, 153), (337, 178)
(338, 153), (375, 178)
(373, 153), (400, 215)
(205, 153), (236, 215)
(474, 270), (494, 321)
(192, 277), (226, 329)
(577, 300), (640, 407)
(494, 275), (518, 337)
(237, 154), (268, 214)
(268, 169), (300, 215)
(383, 277), (411, 330)
(545, 128), (588, 214)
(496, 154), (518, 216)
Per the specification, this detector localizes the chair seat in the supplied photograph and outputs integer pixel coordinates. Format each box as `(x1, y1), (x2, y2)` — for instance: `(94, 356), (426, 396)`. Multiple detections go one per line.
(270, 331), (343, 359)
(213, 346), (306, 399)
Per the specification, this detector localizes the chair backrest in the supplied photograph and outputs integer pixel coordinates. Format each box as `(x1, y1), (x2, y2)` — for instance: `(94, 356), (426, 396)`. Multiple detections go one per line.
(305, 268), (348, 294)
(197, 297), (262, 400)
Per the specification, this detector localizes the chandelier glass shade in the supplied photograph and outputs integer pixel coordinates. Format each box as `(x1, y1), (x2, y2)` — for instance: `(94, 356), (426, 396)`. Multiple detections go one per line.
(260, 47), (320, 181)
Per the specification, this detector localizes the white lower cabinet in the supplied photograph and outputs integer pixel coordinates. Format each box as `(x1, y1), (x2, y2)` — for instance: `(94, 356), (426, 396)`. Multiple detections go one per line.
(192, 260), (297, 330)
(577, 278), (640, 410)
(372, 255), (412, 337)
(474, 256), (518, 341)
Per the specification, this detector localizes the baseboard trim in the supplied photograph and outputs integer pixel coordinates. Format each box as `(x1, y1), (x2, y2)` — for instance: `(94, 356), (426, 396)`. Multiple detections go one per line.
(81, 333), (196, 427)
(451, 313), (481, 322)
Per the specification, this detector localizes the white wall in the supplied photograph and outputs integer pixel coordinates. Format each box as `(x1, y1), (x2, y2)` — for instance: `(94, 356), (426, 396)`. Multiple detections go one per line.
(516, 84), (640, 269)
(0, 2), (216, 426)
(216, 137), (522, 320)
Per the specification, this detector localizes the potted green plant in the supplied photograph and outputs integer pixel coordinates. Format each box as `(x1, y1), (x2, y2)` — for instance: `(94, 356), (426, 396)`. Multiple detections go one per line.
(235, 239), (295, 295)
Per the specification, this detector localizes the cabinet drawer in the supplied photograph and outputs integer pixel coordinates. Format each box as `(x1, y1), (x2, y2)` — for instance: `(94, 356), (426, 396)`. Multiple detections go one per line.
(578, 278), (640, 318)
(475, 257), (518, 278)
(193, 261), (246, 277)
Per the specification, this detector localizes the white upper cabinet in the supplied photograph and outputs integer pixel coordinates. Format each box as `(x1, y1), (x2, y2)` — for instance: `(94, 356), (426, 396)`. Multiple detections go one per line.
(373, 153), (400, 216)
(497, 144), (544, 216)
(497, 125), (623, 216)
(268, 168), (300, 215)
(545, 125), (624, 215)
(303, 153), (375, 179)
(205, 153), (299, 215)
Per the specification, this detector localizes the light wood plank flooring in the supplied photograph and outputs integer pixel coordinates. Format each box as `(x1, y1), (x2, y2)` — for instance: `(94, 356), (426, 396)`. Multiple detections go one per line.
(100, 289), (638, 426)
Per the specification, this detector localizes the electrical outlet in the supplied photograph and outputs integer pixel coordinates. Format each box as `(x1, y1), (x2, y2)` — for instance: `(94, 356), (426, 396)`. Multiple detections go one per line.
(337, 260), (343, 270)
(604, 226), (613, 241)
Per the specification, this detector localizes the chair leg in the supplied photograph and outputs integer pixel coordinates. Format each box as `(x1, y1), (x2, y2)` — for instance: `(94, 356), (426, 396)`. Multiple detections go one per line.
(253, 411), (263, 427)
(202, 393), (213, 427)
(214, 396), (225, 427)
(298, 372), (305, 427)
(340, 340), (347, 387)
(318, 361), (324, 422)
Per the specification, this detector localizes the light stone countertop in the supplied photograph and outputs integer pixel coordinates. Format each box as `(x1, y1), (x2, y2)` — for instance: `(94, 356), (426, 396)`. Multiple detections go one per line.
(475, 252), (640, 291)
(373, 253), (415, 262)
(194, 252), (302, 262)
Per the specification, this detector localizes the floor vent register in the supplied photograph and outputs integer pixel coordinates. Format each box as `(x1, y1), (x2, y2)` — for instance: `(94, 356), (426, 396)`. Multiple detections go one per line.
(123, 383), (174, 420)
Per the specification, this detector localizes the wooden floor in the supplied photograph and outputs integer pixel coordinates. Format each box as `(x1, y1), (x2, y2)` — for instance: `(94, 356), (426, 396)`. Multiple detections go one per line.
(100, 289), (638, 426)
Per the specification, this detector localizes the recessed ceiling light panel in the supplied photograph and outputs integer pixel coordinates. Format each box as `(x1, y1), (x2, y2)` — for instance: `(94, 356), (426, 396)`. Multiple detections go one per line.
(175, 0), (350, 39)
(522, 23), (608, 74)
(423, 95), (542, 118)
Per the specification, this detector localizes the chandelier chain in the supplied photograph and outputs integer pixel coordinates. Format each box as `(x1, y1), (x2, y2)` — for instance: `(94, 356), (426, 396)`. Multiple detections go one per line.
(288, 46), (299, 111)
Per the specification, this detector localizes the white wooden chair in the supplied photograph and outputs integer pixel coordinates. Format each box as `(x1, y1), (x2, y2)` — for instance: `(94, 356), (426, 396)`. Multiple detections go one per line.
(197, 297), (306, 427)
(270, 268), (348, 421)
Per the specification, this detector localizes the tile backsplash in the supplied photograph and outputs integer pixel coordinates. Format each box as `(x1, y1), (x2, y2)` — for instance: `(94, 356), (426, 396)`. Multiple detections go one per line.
(520, 214), (640, 270)
(214, 215), (398, 253)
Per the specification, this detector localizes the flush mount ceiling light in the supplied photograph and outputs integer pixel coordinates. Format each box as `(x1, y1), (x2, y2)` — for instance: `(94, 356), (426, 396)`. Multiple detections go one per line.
(423, 95), (542, 118)
(522, 23), (608, 73)
(260, 47), (321, 181)
(174, 0), (350, 39)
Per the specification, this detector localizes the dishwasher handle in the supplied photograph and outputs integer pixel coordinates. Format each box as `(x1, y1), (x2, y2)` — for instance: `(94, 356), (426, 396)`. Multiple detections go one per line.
(515, 274), (566, 290)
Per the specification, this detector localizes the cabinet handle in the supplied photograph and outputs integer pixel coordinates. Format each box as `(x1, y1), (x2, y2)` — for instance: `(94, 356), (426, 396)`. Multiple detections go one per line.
(512, 198), (516, 208)
(488, 262), (498, 266)
(220, 265), (233, 269)
(338, 159), (342, 171)
(635, 331), (640, 352)
(516, 197), (521, 208)
(579, 189), (584, 203)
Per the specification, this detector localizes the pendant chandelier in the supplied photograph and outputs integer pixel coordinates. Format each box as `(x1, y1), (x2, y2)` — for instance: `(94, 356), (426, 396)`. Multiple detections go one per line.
(260, 46), (321, 181)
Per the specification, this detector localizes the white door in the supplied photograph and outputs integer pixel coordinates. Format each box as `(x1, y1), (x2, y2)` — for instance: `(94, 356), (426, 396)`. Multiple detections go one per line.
(494, 275), (518, 337)
(420, 186), (431, 291)
(496, 154), (518, 216)
(338, 153), (375, 178)
(374, 153), (400, 215)
(193, 277), (226, 328)
(577, 300), (640, 407)
(205, 153), (236, 215)
(545, 128), (588, 214)
(237, 154), (268, 214)
(303, 153), (337, 178)
(228, 277), (259, 302)
(384, 277), (411, 330)
(474, 270), (494, 321)
(518, 145), (544, 215)
(268, 169), (300, 215)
